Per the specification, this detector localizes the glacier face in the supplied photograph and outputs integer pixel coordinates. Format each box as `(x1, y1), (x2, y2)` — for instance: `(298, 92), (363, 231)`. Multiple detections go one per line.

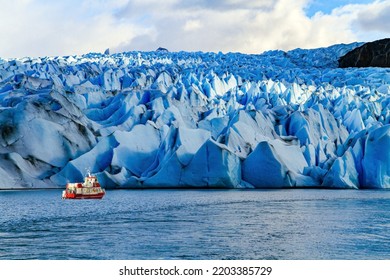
(0, 42), (389, 189)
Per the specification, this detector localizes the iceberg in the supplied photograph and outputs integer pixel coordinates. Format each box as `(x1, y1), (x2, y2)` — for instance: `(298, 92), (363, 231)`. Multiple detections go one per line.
(0, 41), (389, 189)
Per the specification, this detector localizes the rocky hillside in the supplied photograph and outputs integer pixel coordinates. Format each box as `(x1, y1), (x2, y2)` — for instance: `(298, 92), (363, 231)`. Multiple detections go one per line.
(339, 38), (390, 68)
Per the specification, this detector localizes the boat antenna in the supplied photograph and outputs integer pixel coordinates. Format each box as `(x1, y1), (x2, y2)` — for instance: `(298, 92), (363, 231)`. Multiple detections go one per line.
(85, 168), (92, 177)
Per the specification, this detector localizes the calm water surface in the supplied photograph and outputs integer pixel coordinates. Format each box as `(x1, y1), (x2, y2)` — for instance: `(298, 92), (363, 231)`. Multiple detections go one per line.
(1, 189), (390, 260)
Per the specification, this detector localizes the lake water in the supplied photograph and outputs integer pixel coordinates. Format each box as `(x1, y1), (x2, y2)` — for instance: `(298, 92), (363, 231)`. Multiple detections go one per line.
(1, 189), (390, 260)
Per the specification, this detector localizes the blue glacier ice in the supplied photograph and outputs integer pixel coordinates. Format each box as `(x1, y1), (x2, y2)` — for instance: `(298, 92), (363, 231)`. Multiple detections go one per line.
(0, 42), (389, 189)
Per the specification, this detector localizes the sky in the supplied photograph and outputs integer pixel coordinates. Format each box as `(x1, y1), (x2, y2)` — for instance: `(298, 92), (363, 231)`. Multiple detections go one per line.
(0, 0), (389, 58)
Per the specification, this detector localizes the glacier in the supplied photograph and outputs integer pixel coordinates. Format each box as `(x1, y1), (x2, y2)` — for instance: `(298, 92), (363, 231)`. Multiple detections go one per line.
(0, 42), (389, 189)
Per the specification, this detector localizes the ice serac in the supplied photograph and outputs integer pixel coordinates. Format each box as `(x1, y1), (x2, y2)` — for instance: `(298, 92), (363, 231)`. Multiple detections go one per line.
(181, 139), (241, 188)
(322, 148), (359, 189)
(175, 127), (211, 166)
(51, 135), (119, 185)
(242, 140), (307, 188)
(111, 123), (162, 177)
(362, 125), (390, 188)
(0, 39), (389, 189)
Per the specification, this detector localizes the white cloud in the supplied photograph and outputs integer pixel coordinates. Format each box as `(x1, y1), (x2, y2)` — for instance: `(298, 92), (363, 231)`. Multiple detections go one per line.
(183, 20), (202, 32)
(113, 0), (390, 54)
(355, 1), (390, 34)
(310, 0), (390, 45)
(0, 0), (145, 58)
(0, 0), (389, 58)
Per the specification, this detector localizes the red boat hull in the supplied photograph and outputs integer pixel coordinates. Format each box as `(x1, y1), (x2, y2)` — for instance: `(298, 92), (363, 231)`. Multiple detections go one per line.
(63, 192), (105, 199)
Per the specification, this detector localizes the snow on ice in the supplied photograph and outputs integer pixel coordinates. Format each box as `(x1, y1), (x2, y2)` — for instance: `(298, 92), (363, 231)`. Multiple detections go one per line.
(0, 42), (389, 189)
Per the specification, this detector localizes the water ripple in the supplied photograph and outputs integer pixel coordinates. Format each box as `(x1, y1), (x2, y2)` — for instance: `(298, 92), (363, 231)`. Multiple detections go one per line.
(1, 189), (390, 259)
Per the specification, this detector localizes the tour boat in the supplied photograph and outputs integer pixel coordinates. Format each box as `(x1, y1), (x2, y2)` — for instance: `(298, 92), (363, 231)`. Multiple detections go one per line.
(62, 172), (105, 199)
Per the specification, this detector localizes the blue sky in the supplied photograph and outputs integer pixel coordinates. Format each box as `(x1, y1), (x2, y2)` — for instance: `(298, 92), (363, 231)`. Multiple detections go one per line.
(305, 0), (375, 16)
(0, 0), (389, 58)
